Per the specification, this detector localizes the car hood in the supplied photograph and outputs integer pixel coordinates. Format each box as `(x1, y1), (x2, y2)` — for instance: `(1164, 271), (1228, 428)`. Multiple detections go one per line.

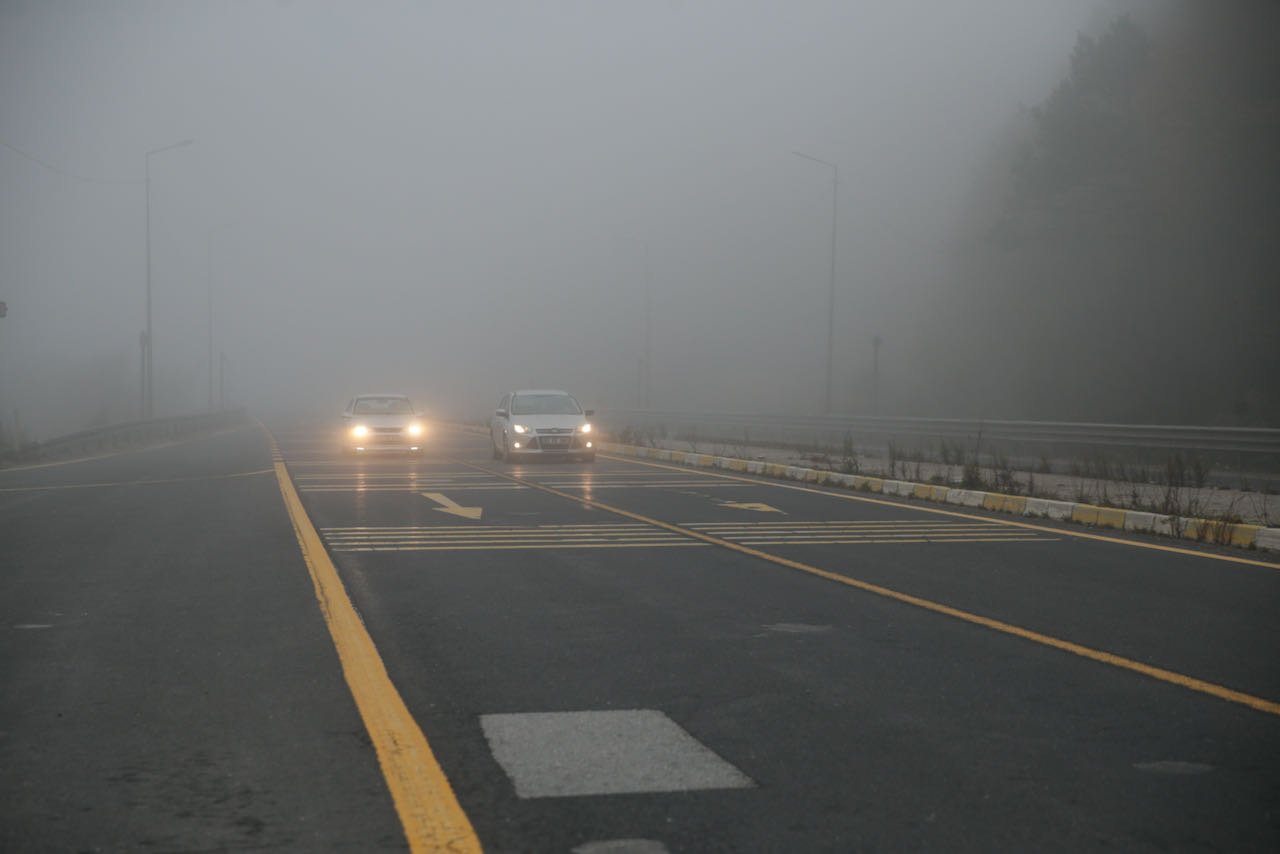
(350, 413), (418, 427)
(510, 413), (588, 431)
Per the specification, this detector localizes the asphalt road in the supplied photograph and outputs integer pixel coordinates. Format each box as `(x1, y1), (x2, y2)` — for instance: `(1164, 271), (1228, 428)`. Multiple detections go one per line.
(3, 421), (1278, 852)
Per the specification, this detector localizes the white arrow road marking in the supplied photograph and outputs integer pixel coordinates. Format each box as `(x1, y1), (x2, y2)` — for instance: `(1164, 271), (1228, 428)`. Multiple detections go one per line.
(421, 492), (483, 520)
(720, 501), (784, 513)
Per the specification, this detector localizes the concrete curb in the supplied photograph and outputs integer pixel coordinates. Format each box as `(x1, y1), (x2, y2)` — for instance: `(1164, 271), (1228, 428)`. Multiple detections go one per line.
(598, 441), (1279, 555)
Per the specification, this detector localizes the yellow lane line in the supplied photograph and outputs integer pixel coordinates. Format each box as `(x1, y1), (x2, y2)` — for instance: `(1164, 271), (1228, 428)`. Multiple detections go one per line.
(468, 460), (1280, 718)
(0, 468), (274, 492)
(603, 455), (1280, 571)
(271, 452), (481, 853)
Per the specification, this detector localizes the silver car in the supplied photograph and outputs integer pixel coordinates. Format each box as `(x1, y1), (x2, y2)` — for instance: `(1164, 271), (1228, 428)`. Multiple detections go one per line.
(341, 394), (428, 454)
(490, 389), (595, 462)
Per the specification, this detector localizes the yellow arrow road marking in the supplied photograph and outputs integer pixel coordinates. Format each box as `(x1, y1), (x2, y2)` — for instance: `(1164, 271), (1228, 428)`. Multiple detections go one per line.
(421, 492), (483, 520)
(721, 501), (784, 513)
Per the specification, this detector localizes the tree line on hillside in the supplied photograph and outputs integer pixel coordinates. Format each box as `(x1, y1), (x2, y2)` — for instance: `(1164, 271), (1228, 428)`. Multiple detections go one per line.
(918, 4), (1279, 426)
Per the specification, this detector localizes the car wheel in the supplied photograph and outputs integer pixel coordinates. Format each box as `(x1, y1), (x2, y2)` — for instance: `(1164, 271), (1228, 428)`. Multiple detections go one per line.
(501, 434), (513, 463)
(491, 436), (501, 460)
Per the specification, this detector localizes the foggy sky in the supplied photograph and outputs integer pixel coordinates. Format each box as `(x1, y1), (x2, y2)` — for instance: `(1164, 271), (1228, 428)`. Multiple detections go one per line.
(0, 0), (1101, 438)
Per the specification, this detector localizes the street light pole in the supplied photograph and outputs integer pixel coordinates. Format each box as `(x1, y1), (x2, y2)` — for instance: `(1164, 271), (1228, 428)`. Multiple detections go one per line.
(206, 223), (232, 411)
(144, 138), (194, 418)
(792, 151), (839, 415)
(206, 256), (213, 410)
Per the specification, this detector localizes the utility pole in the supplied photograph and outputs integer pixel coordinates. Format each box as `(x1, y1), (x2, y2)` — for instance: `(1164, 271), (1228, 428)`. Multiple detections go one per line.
(642, 289), (652, 409)
(144, 138), (194, 418)
(139, 331), (148, 419)
(206, 270), (213, 409)
(872, 334), (883, 415)
(792, 151), (839, 414)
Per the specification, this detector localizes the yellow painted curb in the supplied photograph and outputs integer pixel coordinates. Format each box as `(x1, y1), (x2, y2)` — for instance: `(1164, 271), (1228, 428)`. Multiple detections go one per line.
(1072, 504), (1127, 530)
(1182, 519), (1262, 548)
(983, 493), (1027, 515)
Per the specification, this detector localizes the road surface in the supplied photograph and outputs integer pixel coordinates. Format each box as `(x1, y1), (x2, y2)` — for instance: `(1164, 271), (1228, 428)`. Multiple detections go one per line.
(3, 420), (1278, 852)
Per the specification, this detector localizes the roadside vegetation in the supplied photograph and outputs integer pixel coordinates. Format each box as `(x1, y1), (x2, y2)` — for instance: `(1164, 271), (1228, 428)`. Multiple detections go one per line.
(611, 423), (1277, 529)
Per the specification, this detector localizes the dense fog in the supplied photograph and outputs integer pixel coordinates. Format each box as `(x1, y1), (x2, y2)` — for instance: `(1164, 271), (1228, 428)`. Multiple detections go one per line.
(1, 1), (1275, 444)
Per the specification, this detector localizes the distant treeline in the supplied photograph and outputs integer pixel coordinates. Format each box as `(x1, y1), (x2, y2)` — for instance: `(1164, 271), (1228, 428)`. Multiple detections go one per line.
(923, 3), (1279, 426)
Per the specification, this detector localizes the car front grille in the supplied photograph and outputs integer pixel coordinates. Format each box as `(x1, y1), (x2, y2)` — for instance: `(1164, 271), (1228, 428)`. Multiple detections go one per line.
(531, 435), (583, 450)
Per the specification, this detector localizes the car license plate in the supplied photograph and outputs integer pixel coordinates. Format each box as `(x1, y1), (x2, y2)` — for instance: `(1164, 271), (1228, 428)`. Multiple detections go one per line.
(542, 437), (569, 448)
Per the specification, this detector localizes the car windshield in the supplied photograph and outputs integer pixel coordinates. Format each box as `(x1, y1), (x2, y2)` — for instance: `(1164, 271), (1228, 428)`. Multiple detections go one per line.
(353, 397), (413, 415)
(510, 393), (582, 415)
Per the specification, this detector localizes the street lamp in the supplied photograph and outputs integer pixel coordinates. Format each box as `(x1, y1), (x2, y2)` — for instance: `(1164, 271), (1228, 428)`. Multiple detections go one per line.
(144, 138), (194, 418)
(207, 223), (234, 410)
(793, 150), (839, 415)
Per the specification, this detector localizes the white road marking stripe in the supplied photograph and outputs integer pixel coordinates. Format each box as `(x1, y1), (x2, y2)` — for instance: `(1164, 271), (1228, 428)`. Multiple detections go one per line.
(734, 536), (1053, 545)
(300, 485), (525, 492)
(321, 524), (653, 531)
(330, 542), (689, 551)
(481, 710), (753, 799)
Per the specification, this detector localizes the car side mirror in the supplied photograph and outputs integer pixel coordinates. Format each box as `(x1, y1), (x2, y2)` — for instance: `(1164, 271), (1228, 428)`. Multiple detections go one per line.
(584, 409), (595, 417)
(495, 409), (509, 418)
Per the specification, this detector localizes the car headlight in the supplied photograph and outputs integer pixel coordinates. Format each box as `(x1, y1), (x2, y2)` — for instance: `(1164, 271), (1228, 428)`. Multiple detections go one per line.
(512, 424), (530, 434)
(351, 424), (369, 438)
(580, 423), (592, 434)
(406, 422), (424, 437)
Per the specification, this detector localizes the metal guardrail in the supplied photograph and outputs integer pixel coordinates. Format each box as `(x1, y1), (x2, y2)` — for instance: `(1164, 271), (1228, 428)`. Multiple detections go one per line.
(596, 410), (1280, 457)
(0, 409), (250, 467)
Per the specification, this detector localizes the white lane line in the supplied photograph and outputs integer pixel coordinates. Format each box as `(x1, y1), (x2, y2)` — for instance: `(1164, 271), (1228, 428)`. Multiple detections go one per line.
(293, 472), (497, 479)
(299, 485), (526, 492)
(537, 481), (751, 489)
(321, 522), (701, 551)
(735, 536), (1054, 545)
(480, 710), (753, 799)
(686, 520), (1013, 528)
(320, 524), (655, 532)
(337, 542), (706, 552)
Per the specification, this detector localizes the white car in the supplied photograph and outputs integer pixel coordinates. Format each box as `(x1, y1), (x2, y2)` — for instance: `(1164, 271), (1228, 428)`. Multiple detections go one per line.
(341, 394), (428, 454)
(490, 389), (595, 462)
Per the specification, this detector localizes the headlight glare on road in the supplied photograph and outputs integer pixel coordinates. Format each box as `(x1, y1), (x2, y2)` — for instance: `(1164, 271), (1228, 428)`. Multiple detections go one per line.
(406, 422), (424, 437)
(351, 424), (370, 438)
(512, 424), (530, 434)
